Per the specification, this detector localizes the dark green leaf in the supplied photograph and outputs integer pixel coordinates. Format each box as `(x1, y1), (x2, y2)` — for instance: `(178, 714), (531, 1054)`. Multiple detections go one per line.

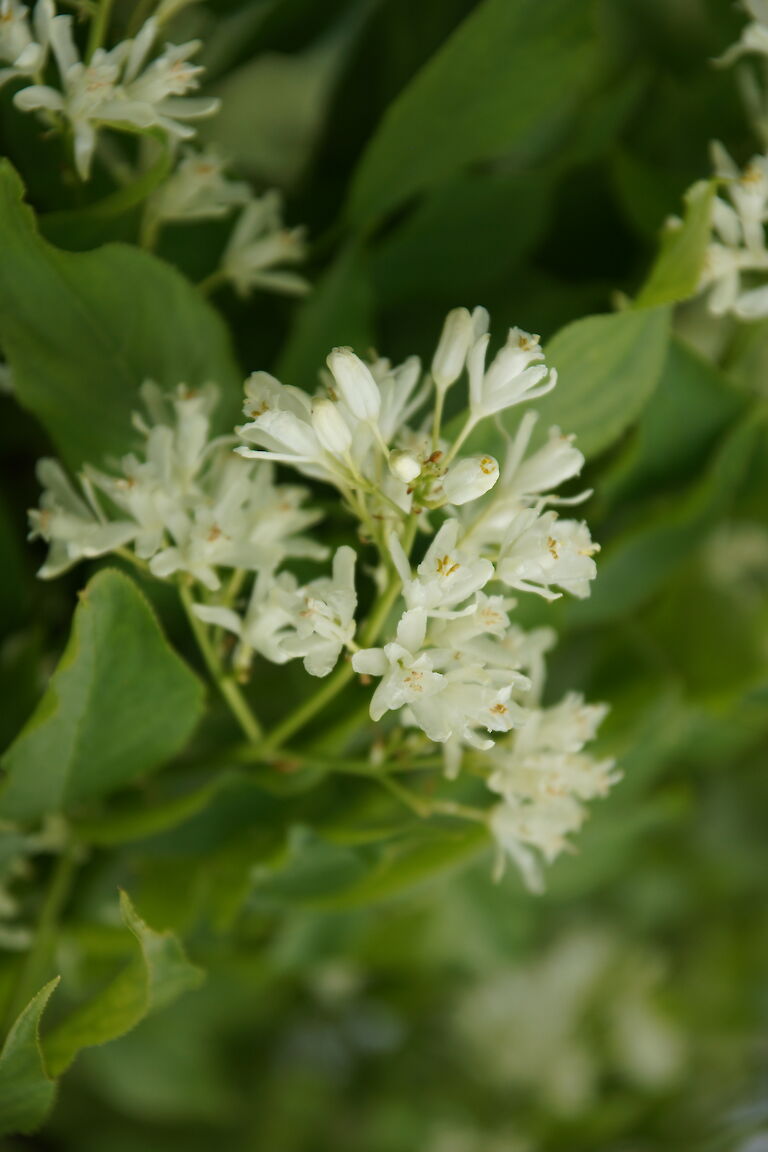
(371, 170), (553, 307)
(347, 0), (599, 231)
(0, 161), (241, 470)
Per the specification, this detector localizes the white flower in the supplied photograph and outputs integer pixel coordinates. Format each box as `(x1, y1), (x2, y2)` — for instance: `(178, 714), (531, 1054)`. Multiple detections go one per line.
(237, 372), (347, 485)
(278, 545), (358, 676)
(221, 194), (308, 297)
(353, 608), (446, 733)
(0, 0), (50, 86)
(501, 412), (586, 500)
(29, 459), (137, 577)
(496, 509), (598, 600)
(13, 13), (217, 179)
(389, 449), (422, 484)
(311, 397), (353, 457)
(198, 546), (357, 677)
(31, 382), (323, 590)
(441, 454), (499, 506)
(373, 355), (425, 442)
(326, 348), (381, 424)
(390, 519), (494, 614)
(147, 147), (251, 225)
(717, 0), (768, 65)
(120, 19), (219, 138)
(431, 306), (473, 394)
(467, 326), (557, 423)
(697, 146), (768, 318)
(486, 693), (617, 890)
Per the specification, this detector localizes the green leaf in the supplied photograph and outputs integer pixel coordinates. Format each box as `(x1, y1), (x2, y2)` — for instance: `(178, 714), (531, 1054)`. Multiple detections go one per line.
(0, 978), (59, 1136)
(635, 180), (716, 309)
(568, 411), (766, 627)
(38, 148), (173, 252)
(277, 246), (374, 390)
(346, 0), (599, 231)
(371, 169), (553, 307)
(43, 891), (204, 1077)
(0, 161), (241, 470)
(251, 821), (488, 910)
(0, 570), (204, 821)
(74, 770), (246, 848)
(532, 306), (671, 459)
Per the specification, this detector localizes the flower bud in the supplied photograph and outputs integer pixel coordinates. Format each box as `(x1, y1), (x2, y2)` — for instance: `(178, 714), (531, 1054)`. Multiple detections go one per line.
(442, 454), (499, 505)
(431, 307), (472, 393)
(326, 348), (381, 422)
(312, 398), (352, 456)
(389, 450), (422, 484)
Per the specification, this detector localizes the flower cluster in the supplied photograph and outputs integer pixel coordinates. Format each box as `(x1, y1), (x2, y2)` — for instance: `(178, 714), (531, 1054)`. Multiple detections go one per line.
(454, 929), (685, 1115)
(143, 149), (309, 297)
(0, 0), (48, 88)
(30, 382), (324, 590)
(699, 143), (768, 318)
(696, 1), (768, 318)
(486, 693), (619, 891)
(8, 0), (218, 177)
(29, 306), (614, 889)
(234, 306), (611, 884)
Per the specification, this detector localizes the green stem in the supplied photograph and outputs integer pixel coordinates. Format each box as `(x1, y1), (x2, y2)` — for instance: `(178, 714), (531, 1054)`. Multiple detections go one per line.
(139, 208), (161, 252)
(3, 845), (78, 1034)
(259, 659), (356, 754)
(86, 0), (115, 60)
(198, 268), (228, 296)
(127, 0), (156, 35)
(443, 413), (478, 467)
(378, 774), (487, 822)
(236, 747), (444, 777)
(178, 583), (263, 743)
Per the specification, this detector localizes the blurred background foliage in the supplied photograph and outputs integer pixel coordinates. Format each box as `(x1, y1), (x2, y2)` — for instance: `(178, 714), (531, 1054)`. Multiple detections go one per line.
(1, 0), (768, 1149)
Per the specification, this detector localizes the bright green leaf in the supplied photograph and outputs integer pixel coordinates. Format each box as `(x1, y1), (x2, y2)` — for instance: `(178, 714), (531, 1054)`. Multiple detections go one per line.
(635, 180), (716, 309)
(532, 306), (671, 460)
(346, 0), (599, 231)
(43, 891), (204, 1077)
(38, 148), (173, 252)
(0, 978), (59, 1136)
(0, 570), (204, 822)
(0, 161), (241, 470)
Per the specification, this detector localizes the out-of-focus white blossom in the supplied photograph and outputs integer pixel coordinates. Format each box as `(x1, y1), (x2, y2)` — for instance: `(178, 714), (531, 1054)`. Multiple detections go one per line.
(13, 8), (218, 178)
(698, 145), (768, 318)
(0, 0), (50, 87)
(221, 193), (308, 297)
(30, 382), (322, 589)
(196, 545), (357, 677)
(717, 0), (768, 66)
(454, 929), (686, 1114)
(146, 147), (251, 226)
(487, 693), (617, 890)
